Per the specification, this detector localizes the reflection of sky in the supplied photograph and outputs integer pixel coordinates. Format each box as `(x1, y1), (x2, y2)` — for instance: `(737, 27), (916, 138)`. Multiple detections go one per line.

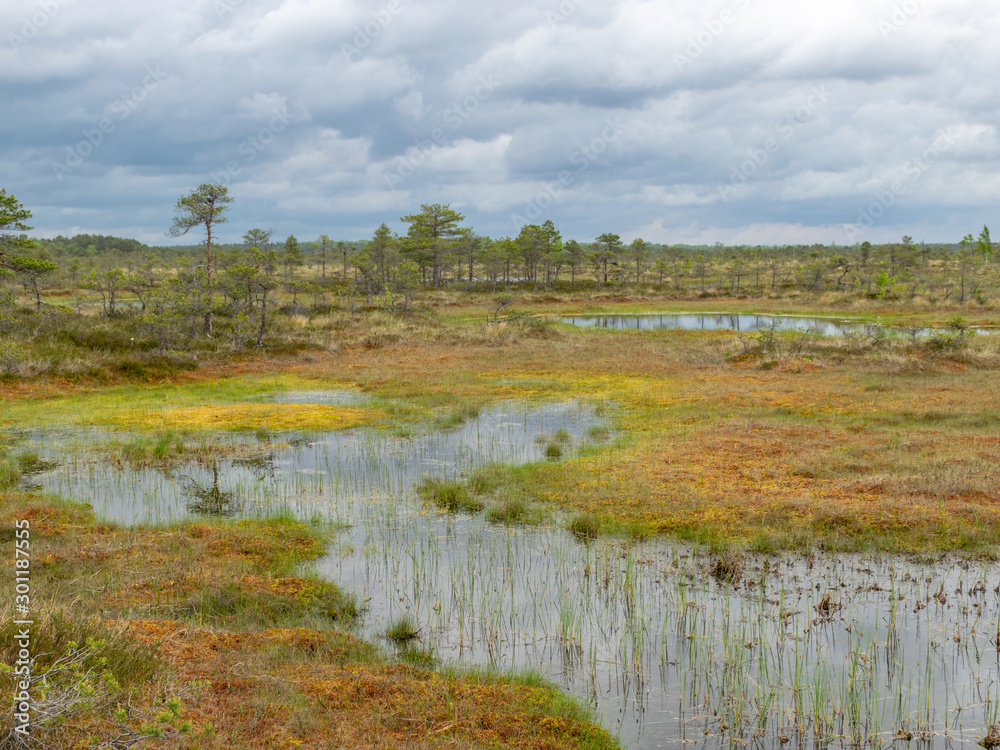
(322, 510), (1000, 750)
(28, 399), (600, 525)
(563, 313), (993, 337)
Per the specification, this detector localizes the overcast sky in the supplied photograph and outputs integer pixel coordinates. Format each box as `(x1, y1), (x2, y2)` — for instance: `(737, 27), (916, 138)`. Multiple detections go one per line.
(2, 0), (998, 246)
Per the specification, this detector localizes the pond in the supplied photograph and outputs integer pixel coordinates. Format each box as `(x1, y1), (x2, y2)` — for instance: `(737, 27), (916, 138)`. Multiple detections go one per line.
(562, 312), (992, 338)
(20, 392), (1000, 749)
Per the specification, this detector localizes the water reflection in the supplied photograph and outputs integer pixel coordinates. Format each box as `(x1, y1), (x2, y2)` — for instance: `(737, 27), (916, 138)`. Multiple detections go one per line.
(19, 396), (1000, 749)
(562, 312), (991, 338)
(183, 463), (242, 517)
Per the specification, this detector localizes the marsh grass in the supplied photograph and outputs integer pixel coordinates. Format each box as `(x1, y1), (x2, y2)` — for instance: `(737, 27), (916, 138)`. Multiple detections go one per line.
(0, 452), (21, 487)
(544, 441), (564, 459)
(467, 462), (507, 494)
(1, 374), (358, 428)
(417, 477), (485, 513)
(485, 491), (550, 526)
(486, 494), (531, 524)
(432, 401), (482, 430)
(708, 552), (744, 585)
(176, 578), (362, 629)
(385, 613), (421, 644)
(0, 611), (159, 689)
(727, 323), (1000, 373)
(100, 431), (282, 471)
(587, 425), (611, 442)
(569, 512), (601, 542)
(398, 641), (437, 668)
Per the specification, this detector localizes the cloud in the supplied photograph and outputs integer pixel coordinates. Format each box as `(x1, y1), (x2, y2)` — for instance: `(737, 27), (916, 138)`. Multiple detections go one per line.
(1, 0), (998, 244)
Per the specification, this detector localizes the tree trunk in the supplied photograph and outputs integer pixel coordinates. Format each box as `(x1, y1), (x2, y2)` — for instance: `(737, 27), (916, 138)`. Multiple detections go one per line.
(256, 287), (268, 347)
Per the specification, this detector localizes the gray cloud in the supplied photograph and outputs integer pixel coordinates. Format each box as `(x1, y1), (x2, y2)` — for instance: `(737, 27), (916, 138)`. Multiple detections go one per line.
(2, 0), (998, 246)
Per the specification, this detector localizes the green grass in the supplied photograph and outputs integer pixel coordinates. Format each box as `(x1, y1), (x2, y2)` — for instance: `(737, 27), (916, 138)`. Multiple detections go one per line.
(486, 494), (532, 525)
(385, 613), (420, 644)
(175, 579), (361, 629)
(568, 512), (601, 542)
(416, 477), (485, 513)
(431, 401), (482, 430)
(0, 451), (21, 488)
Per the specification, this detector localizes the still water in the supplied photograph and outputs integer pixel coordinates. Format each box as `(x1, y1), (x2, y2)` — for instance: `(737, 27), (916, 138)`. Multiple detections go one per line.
(21, 394), (1000, 748)
(562, 312), (992, 338)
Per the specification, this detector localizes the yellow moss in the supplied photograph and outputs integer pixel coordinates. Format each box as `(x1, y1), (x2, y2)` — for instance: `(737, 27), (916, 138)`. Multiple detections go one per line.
(107, 404), (377, 432)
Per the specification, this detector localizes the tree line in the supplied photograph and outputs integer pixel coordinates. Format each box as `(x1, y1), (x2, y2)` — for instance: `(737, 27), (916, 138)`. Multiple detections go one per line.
(4, 184), (1000, 347)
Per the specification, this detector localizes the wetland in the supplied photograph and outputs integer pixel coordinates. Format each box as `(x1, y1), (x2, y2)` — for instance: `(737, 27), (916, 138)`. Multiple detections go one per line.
(3, 298), (1000, 749)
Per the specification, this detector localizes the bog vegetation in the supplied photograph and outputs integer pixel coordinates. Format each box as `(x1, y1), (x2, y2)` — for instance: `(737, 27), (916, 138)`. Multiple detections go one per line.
(2, 184), (1000, 748)
(2, 185), (999, 380)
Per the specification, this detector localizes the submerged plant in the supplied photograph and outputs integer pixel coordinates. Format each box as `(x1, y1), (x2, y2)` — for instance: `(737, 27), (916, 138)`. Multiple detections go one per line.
(708, 553), (744, 585)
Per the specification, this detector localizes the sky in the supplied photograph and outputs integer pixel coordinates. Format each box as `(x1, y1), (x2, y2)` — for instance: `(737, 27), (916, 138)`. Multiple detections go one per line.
(2, 0), (998, 247)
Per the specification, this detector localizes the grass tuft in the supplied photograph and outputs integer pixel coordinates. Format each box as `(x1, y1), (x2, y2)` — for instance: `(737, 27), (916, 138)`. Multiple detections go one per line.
(708, 552), (744, 585)
(385, 613), (420, 644)
(432, 402), (482, 430)
(416, 477), (485, 513)
(568, 512), (601, 542)
(486, 494), (531, 525)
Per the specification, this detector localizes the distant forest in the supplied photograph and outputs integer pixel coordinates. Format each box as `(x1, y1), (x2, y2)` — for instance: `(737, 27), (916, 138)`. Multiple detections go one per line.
(2, 184), (998, 382)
